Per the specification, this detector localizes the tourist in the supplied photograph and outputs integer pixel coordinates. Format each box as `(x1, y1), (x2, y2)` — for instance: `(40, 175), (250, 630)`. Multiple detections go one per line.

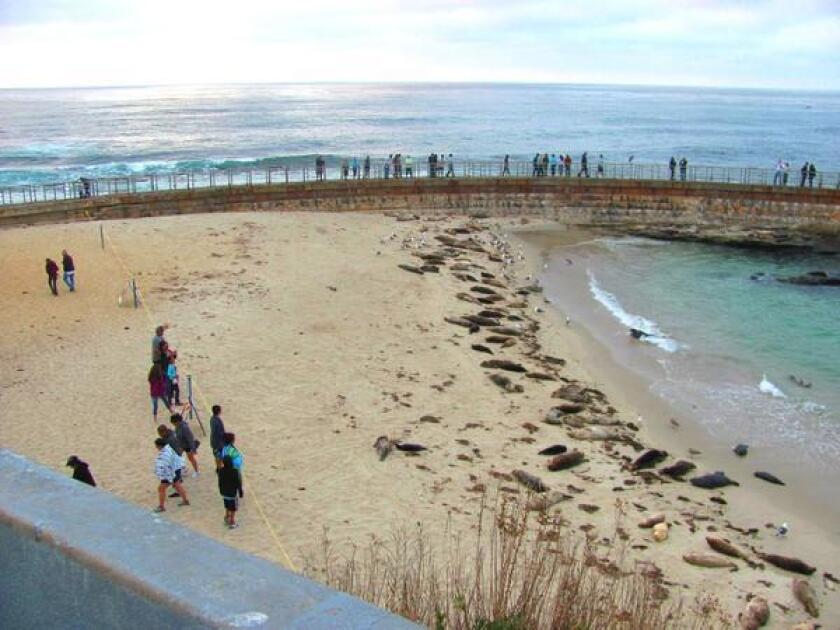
(428, 153), (436, 178)
(564, 154), (572, 176)
(578, 152), (589, 178)
(549, 154), (557, 176)
(218, 454), (242, 529)
(384, 155), (391, 179)
(171, 413), (199, 477)
(210, 404), (226, 467)
(783, 161), (790, 186)
(157, 424), (182, 457)
(669, 156), (677, 180)
(405, 155), (414, 178)
(221, 432), (244, 498)
(149, 363), (171, 422)
(363, 155), (370, 179)
(153, 437), (189, 512)
(341, 159), (349, 180)
(502, 154), (510, 176)
(45, 258), (59, 296)
(541, 153), (549, 177)
(394, 154), (402, 178)
(532, 153), (539, 176)
(314, 156), (324, 181)
(597, 154), (605, 178)
(773, 159), (784, 186)
(800, 162), (809, 187)
(808, 162), (817, 187)
(446, 154), (455, 177)
(66, 455), (96, 487)
(679, 157), (688, 181)
(151, 325), (167, 365)
(166, 352), (181, 407)
(61, 250), (76, 292)
(352, 156), (360, 179)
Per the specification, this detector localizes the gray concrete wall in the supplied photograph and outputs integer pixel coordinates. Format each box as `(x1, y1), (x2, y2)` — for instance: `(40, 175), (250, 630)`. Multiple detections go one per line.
(0, 449), (420, 630)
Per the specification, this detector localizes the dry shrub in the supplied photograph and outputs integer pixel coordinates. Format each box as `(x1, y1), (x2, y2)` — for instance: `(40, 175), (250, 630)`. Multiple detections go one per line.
(304, 496), (727, 629)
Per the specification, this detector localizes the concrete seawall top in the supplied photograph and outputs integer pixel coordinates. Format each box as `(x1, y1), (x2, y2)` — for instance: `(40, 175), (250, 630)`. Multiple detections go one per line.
(1, 177), (838, 240)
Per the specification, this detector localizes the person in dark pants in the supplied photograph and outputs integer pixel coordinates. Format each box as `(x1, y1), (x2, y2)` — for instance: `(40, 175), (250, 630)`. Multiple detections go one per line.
(45, 258), (59, 295)
(800, 162), (809, 187)
(578, 152), (589, 177)
(363, 155), (370, 179)
(502, 154), (510, 176)
(669, 157), (677, 180)
(808, 163), (817, 187)
(171, 413), (199, 477)
(218, 454), (242, 529)
(679, 157), (688, 181)
(210, 404), (226, 467)
(66, 456), (96, 487)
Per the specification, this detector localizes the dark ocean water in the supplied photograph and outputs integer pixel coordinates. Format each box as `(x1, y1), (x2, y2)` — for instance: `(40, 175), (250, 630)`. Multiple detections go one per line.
(0, 83), (838, 186)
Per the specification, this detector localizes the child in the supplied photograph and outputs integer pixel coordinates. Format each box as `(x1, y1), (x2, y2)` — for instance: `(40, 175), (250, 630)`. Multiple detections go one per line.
(153, 437), (189, 512)
(166, 352), (181, 407)
(218, 454), (242, 529)
(220, 432), (244, 498)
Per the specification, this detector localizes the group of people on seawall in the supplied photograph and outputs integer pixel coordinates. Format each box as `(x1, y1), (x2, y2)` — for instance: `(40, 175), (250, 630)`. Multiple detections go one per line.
(772, 159), (820, 188)
(64, 315), (246, 530)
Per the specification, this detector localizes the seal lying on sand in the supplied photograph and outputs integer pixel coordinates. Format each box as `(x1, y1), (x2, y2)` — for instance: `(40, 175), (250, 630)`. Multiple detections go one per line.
(739, 596), (769, 630)
(690, 471), (739, 489)
(630, 449), (668, 471)
(512, 469), (549, 493)
(754, 471), (785, 486)
(538, 444), (567, 456)
(792, 578), (820, 618)
(659, 460), (696, 479)
(629, 328), (650, 340)
(755, 551), (816, 575)
(682, 552), (738, 571)
(394, 442), (427, 453)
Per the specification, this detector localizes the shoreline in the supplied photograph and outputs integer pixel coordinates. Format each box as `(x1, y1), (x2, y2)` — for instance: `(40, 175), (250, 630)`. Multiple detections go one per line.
(0, 211), (837, 627)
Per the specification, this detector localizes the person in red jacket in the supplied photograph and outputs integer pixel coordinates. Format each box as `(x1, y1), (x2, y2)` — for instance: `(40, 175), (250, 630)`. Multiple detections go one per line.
(148, 363), (171, 422)
(45, 258), (59, 295)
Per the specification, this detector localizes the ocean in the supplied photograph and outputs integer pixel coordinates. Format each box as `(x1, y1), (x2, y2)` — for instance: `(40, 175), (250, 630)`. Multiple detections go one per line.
(1, 83), (839, 186)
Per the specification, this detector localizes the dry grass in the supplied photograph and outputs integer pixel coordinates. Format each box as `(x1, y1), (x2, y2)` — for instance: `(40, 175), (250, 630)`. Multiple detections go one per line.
(304, 496), (728, 629)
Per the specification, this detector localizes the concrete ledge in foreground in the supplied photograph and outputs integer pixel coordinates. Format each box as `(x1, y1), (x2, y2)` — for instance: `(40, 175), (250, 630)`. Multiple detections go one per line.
(0, 449), (420, 630)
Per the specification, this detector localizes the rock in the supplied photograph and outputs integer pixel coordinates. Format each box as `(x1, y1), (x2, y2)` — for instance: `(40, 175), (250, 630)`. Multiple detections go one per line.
(690, 471), (740, 489)
(480, 359), (527, 373)
(660, 460), (696, 479)
(489, 373), (523, 394)
(652, 522), (669, 542)
(792, 578), (819, 618)
(756, 552), (816, 575)
(754, 471), (786, 486)
(512, 469), (549, 493)
(738, 596), (769, 630)
(547, 450), (585, 471)
(733, 443), (749, 457)
(778, 271), (840, 286)
(682, 553), (738, 571)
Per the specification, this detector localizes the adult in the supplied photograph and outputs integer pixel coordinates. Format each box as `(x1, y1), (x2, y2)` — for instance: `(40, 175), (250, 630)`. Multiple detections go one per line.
(218, 455), (242, 529)
(220, 432), (244, 499)
(384, 155), (391, 179)
(151, 325), (167, 364)
(351, 156), (360, 179)
(45, 258), (59, 296)
(578, 152), (589, 178)
(149, 364), (171, 422)
(597, 154), (605, 178)
(171, 413), (200, 477)
(532, 153), (539, 176)
(61, 250), (76, 292)
(153, 437), (189, 512)
(808, 162), (817, 187)
(210, 404), (227, 467)
(502, 154), (510, 176)
(773, 159), (784, 186)
(563, 154), (572, 176)
(669, 157), (677, 181)
(800, 162), (809, 187)
(679, 157), (688, 181)
(446, 154), (455, 177)
(549, 154), (557, 176)
(363, 155), (370, 179)
(66, 455), (96, 487)
(428, 153), (437, 178)
(782, 161), (790, 186)
(404, 155), (414, 178)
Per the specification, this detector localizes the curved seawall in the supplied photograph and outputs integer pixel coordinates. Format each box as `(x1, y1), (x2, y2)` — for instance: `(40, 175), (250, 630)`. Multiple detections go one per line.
(2, 177), (839, 248)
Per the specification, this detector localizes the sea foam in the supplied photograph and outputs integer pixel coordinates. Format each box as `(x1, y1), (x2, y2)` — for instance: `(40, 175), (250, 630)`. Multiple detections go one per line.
(587, 270), (680, 353)
(759, 375), (787, 398)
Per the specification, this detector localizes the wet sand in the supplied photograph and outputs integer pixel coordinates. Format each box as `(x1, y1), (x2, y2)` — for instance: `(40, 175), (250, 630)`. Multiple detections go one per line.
(0, 211), (837, 627)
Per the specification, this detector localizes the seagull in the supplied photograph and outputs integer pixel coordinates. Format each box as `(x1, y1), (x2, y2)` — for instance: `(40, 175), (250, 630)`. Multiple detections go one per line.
(565, 316), (571, 326)
(776, 523), (789, 537)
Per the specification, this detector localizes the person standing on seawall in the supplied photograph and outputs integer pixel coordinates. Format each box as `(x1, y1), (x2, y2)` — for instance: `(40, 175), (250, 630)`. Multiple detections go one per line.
(502, 154), (510, 176)
(405, 155), (414, 178)
(363, 155), (370, 179)
(45, 258), (59, 296)
(808, 162), (816, 188)
(597, 154), (605, 178)
(679, 157), (688, 181)
(782, 161), (790, 186)
(773, 159), (784, 186)
(578, 152), (589, 178)
(564, 153), (572, 177)
(446, 154), (455, 177)
(669, 157), (677, 181)
(799, 162), (809, 187)
(351, 156), (360, 179)
(383, 155), (391, 179)
(61, 250), (76, 292)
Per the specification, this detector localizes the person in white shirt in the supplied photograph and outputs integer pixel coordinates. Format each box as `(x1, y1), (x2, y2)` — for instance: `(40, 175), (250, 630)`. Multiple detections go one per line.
(153, 437), (189, 512)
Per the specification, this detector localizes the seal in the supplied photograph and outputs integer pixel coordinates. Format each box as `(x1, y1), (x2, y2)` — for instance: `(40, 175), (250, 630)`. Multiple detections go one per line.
(394, 442), (427, 453)
(489, 373), (523, 393)
(373, 436), (393, 461)
(471, 344), (493, 355)
(755, 552), (815, 575)
(659, 460), (696, 479)
(792, 578), (819, 618)
(537, 444), (567, 456)
(690, 471), (739, 489)
(682, 553), (738, 571)
(754, 471), (785, 486)
(512, 469), (549, 493)
(630, 449), (668, 471)
(547, 450), (585, 471)
(733, 443), (749, 457)
(480, 359), (527, 373)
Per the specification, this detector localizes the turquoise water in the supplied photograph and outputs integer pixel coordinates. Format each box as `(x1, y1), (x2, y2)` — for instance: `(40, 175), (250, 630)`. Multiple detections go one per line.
(548, 237), (840, 465)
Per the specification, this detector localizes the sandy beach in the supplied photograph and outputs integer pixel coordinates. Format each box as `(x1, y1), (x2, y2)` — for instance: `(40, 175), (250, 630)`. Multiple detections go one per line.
(0, 210), (837, 628)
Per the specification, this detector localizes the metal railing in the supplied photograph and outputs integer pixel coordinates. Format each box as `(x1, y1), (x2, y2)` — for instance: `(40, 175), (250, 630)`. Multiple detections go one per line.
(1, 158), (837, 206)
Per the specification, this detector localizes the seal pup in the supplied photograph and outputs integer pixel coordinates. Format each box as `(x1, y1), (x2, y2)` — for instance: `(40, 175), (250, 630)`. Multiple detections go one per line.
(690, 471), (739, 489)
(538, 444), (567, 456)
(373, 436), (394, 461)
(792, 578), (820, 618)
(659, 460), (696, 479)
(512, 469), (549, 493)
(754, 471), (786, 486)
(733, 443), (749, 457)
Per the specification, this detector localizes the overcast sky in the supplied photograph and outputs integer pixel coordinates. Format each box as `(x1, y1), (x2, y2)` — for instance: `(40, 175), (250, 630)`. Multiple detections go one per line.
(0, 0), (838, 89)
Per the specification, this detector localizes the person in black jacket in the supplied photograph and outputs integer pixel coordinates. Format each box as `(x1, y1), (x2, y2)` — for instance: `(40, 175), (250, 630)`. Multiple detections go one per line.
(66, 456), (96, 487)
(218, 455), (242, 529)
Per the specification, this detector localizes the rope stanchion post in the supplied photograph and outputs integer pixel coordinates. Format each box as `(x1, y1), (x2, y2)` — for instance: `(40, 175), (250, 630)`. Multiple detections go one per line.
(99, 223), (104, 250)
(131, 278), (139, 309)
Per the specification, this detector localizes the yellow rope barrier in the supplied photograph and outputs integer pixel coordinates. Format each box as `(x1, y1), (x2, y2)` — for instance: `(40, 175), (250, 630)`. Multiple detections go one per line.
(97, 220), (298, 571)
